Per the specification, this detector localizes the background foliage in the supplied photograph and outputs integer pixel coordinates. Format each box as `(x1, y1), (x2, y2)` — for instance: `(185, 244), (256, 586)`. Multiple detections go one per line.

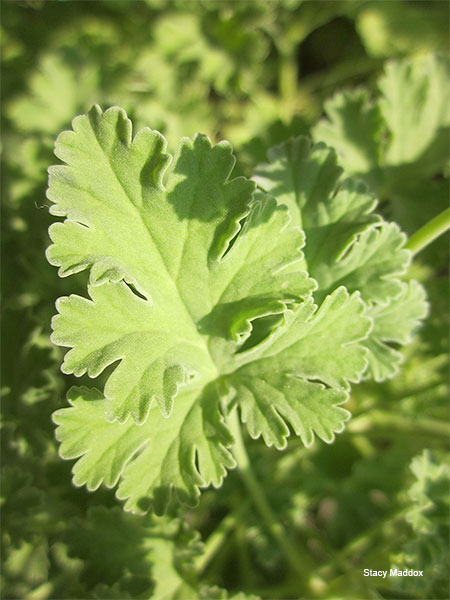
(1, 1), (449, 599)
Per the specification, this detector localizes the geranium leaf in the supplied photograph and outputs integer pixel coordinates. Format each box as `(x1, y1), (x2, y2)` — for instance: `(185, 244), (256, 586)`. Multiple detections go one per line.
(47, 106), (314, 423)
(66, 505), (203, 598)
(53, 385), (235, 515)
(312, 54), (450, 186)
(230, 287), (370, 448)
(363, 281), (429, 381)
(254, 137), (410, 304)
(47, 106), (432, 513)
(253, 136), (426, 382)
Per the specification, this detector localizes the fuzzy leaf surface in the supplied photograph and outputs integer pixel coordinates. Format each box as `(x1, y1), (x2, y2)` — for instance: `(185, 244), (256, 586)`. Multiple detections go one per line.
(53, 386), (235, 514)
(363, 281), (429, 381)
(47, 106), (314, 423)
(49, 108), (372, 512)
(231, 287), (370, 448)
(254, 137), (410, 303)
(254, 136), (426, 381)
(54, 283), (371, 511)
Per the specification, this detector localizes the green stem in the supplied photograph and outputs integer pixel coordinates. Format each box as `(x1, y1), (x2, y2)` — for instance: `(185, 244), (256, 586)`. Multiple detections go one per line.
(385, 379), (447, 402)
(405, 207), (450, 255)
(302, 56), (384, 94)
(235, 513), (255, 587)
(227, 409), (315, 581)
(348, 409), (449, 438)
(28, 579), (59, 600)
(280, 51), (297, 104)
(277, 40), (298, 120)
(196, 502), (248, 575)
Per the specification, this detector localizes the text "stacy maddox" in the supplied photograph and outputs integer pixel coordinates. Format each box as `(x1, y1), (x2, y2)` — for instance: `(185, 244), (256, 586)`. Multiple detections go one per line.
(363, 568), (424, 578)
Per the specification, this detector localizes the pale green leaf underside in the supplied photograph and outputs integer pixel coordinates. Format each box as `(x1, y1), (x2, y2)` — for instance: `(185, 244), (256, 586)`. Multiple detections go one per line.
(47, 106), (314, 423)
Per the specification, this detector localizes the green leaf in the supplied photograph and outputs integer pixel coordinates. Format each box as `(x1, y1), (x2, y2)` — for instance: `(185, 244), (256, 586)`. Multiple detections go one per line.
(66, 506), (203, 599)
(356, 1), (449, 58)
(231, 287), (370, 448)
(254, 137), (410, 304)
(253, 136), (426, 382)
(254, 137), (344, 231)
(312, 54), (450, 191)
(312, 89), (383, 184)
(151, 8), (268, 96)
(389, 450), (450, 598)
(310, 222), (410, 304)
(6, 53), (98, 135)
(54, 285), (371, 512)
(49, 108), (374, 512)
(406, 449), (450, 534)
(379, 54), (450, 166)
(47, 106), (314, 423)
(53, 386), (235, 514)
(363, 281), (429, 381)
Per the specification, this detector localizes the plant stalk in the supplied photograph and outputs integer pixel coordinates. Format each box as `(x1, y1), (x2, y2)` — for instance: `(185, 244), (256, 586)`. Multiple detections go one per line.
(277, 39), (298, 121)
(280, 50), (298, 106)
(405, 207), (450, 255)
(227, 409), (315, 580)
(348, 409), (449, 438)
(196, 502), (248, 575)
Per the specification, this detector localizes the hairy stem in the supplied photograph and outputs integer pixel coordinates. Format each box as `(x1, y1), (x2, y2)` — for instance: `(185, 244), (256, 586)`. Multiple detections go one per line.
(405, 207), (450, 255)
(227, 409), (315, 581)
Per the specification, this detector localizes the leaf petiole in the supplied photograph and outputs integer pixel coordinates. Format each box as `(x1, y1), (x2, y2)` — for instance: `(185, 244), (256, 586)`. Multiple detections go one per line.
(196, 502), (249, 575)
(405, 207), (450, 255)
(227, 408), (315, 583)
(348, 409), (449, 438)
